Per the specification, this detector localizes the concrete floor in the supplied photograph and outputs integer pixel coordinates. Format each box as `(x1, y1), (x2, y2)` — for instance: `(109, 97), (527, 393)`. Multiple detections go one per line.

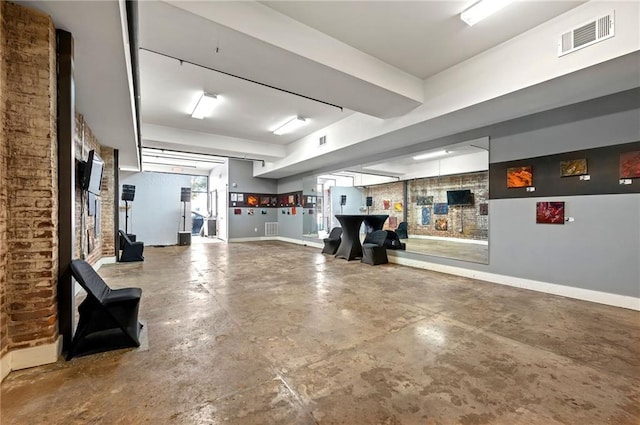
(1, 241), (638, 424)
(402, 238), (488, 264)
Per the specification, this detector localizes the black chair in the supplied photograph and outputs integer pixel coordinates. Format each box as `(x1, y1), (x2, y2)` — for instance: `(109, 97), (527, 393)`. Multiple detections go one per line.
(396, 221), (408, 239)
(67, 259), (143, 360)
(384, 230), (406, 250)
(322, 227), (342, 254)
(119, 230), (144, 262)
(361, 230), (388, 265)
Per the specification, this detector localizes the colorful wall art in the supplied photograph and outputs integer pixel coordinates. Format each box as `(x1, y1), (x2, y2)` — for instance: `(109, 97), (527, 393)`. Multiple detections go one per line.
(389, 216), (398, 228)
(433, 203), (449, 215)
(479, 203), (488, 215)
(560, 159), (588, 177)
(394, 202), (403, 212)
(416, 196), (433, 206)
(247, 209), (254, 215)
(620, 151), (640, 179)
(383, 200), (390, 210)
(435, 218), (448, 231)
(234, 208), (241, 215)
(536, 201), (565, 224)
(421, 207), (431, 225)
(507, 166), (533, 188)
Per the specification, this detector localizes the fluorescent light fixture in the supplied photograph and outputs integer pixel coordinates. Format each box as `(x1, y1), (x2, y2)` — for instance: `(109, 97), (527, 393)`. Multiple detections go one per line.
(461, 0), (512, 26)
(273, 116), (307, 135)
(412, 150), (450, 161)
(191, 92), (219, 119)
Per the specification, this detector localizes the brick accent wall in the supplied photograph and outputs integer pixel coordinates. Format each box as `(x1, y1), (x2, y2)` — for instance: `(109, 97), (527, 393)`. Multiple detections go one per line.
(366, 172), (489, 241)
(0, 0), (8, 358)
(73, 114), (116, 263)
(1, 2), (59, 352)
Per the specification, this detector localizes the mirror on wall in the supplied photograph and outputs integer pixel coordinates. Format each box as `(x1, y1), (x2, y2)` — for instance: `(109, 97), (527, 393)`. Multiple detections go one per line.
(304, 137), (490, 264)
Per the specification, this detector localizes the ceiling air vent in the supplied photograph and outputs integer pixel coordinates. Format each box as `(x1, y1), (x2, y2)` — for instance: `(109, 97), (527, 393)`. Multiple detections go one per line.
(558, 12), (614, 57)
(319, 135), (327, 146)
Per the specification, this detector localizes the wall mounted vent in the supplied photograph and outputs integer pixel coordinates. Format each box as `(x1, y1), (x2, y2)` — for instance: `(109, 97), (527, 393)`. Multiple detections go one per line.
(319, 135), (327, 146)
(558, 12), (614, 57)
(265, 222), (278, 237)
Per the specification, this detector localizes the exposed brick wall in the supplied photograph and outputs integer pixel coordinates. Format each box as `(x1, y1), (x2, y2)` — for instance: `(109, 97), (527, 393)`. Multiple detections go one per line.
(407, 172), (489, 240)
(0, 0), (8, 358)
(366, 172), (489, 241)
(73, 114), (115, 262)
(2, 2), (58, 351)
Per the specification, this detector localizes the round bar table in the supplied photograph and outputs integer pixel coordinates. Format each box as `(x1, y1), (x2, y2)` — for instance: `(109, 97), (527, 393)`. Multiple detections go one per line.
(363, 214), (389, 233)
(334, 214), (388, 260)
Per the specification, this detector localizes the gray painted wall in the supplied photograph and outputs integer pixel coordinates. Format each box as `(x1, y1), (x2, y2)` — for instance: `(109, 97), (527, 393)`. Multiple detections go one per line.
(329, 186), (365, 230)
(227, 159), (278, 239)
(489, 194), (639, 297)
(278, 209), (304, 240)
(119, 171), (192, 245)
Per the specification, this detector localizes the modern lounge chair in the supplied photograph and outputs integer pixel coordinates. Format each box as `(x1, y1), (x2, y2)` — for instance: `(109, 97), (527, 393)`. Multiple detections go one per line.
(322, 227), (343, 254)
(67, 259), (143, 360)
(361, 230), (388, 265)
(396, 221), (408, 239)
(118, 230), (144, 262)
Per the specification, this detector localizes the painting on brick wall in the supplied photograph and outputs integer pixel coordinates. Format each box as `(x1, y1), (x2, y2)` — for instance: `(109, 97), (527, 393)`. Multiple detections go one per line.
(394, 202), (403, 212)
(435, 218), (448, 231)
(479, 203), (488, 216)
(416, 196), (433, 206)
(421, 207), (431, 225)
(560, 159), (588, 177)
(620, 151), (640, 179)
(389, 216), (398, 228)
(383, 200), (390, 210)
(536, 201), (565, 224)
(433, 203), (448, 215)
(507, 166), (533, 188)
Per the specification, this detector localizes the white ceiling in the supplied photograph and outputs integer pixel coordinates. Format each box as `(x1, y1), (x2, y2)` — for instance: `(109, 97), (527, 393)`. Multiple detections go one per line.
(18, 1), (635, 178)
(262, 1), (585, 79)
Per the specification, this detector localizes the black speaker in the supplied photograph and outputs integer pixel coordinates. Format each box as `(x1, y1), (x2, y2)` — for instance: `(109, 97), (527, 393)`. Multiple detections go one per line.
(340, 195), (347, 206)
(121, 184), (135, 202)
(366, 196), (372, 207)
(181, 187), (191, 202)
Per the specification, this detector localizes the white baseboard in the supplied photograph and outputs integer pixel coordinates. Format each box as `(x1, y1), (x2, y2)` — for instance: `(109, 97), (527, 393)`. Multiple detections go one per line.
(408, 235), (488, 245)
(1, 336), (63, 381)
(94, 256), (116, 270)
(389, 256), (640, 311)
(229, 236), (276, 242)
(276, 237), (323, 249)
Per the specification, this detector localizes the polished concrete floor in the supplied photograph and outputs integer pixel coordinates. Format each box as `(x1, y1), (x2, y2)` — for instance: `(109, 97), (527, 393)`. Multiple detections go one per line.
(1, 241), (639, 424)
(403, 238), (488, 264)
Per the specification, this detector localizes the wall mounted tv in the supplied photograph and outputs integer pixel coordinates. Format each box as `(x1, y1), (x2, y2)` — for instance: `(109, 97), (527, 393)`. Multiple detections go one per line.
(80, 150), (104, 195)
(447, 189), (473, 206)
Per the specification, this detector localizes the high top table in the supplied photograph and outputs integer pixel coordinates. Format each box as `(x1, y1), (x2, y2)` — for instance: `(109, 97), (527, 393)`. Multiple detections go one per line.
(334, 214), (388, 260)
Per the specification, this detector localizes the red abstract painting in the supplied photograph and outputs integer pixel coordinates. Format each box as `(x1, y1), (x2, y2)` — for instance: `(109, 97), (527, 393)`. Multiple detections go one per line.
(536, 202), (565, 224)
(620, 151), (640, 179)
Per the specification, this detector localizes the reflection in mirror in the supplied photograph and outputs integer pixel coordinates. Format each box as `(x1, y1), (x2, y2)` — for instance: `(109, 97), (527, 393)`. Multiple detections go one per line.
(306, 137), (489, 264)
(302, 176), (319, 239)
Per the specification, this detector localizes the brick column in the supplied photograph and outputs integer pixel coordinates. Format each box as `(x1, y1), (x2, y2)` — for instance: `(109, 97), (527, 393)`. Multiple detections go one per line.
(2, 2), (59, 361)
(1, 0), (9, 364)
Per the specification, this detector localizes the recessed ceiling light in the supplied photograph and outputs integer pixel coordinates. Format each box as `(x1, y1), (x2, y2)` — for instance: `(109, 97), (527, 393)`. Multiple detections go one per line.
(461, 0), (513, 26)
(412, 150), (450, 161)
(273, 116), (307, 135)
(191, 92), (219, 119)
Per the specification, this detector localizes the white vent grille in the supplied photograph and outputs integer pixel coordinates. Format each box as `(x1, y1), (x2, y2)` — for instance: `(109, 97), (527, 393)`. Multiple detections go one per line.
(319, 135), (327, 146)
(558, 12), (614, 57)
(265, 222), (278, 237)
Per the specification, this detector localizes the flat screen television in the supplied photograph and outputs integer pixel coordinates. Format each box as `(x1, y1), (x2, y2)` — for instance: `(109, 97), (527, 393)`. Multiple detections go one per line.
(81, 150), (104, 195)
(447, 189), (473, 206)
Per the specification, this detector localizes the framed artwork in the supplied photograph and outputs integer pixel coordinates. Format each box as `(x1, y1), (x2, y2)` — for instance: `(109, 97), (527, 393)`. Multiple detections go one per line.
(421, 207), (431, 225)
(388, 216), (398, 228)
(507, 166), (533, 188)
(435, 218), (448, 231)
(291, 207), (297, 215)
(230, 193), (237, 202)
(247, 195), (258, 207)
(247, 208), (254, 215)
(237, 194), (244, 202)
(261, 209), (268, 215)
(383, 199), (390, 210)
(281, 209), (286, 214)
(288, 195), (294, 204)
(234, 208), (241, 215)
(271, 196), (278, 205)
(479, 203), (488, 216)
(416, 196), (433, 206)
(433, 203), (448, 215)
(536, 201), (565, 224)
(620, 151), (640, 179)
(560, 159), (588, 177)
(260, 196), (270, 206)
(394, 202), (403, 212)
